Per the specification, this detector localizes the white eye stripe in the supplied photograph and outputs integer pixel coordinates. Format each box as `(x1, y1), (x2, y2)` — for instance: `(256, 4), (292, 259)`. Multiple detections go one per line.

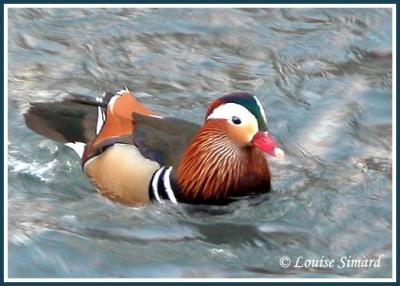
(253, 96), (267, 123)
(207, 103), (258, 126)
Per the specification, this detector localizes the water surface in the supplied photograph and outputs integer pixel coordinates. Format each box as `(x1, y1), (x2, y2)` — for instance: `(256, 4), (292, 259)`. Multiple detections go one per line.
(8, 8), (392, 278)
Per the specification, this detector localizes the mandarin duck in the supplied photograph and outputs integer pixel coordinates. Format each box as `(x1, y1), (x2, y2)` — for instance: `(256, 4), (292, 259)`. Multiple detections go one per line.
(24, 90), (284, 205)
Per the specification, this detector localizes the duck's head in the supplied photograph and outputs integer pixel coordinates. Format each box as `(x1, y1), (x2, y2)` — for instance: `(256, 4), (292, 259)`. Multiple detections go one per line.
(176, 92), (284, 202)
(205, 92), (284, 160)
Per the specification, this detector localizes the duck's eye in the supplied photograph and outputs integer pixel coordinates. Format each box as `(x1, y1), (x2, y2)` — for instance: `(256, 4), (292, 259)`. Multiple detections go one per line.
(232, 116), (242, 125)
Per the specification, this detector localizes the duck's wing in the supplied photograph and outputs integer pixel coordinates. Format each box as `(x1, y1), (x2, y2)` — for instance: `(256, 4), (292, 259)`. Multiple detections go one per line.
(132, 113), (199, 167)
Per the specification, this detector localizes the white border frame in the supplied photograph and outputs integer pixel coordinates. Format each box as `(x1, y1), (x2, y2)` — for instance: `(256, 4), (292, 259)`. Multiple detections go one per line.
(3, 3), (397, 283)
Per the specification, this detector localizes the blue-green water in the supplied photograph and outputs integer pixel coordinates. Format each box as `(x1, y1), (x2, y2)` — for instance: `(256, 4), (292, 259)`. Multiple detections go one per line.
(8, 8), (392, 278)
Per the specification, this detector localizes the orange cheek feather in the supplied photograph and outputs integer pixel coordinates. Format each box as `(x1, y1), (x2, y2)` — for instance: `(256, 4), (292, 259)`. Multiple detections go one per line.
(227, 122), (257, 147)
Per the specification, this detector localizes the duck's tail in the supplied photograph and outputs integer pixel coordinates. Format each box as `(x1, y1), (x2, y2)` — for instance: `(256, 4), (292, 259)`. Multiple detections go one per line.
(24, 92), (117, 157)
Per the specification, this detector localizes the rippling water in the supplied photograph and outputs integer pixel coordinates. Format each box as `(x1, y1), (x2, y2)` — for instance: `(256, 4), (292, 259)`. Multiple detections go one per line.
(7, 8), (393, 278)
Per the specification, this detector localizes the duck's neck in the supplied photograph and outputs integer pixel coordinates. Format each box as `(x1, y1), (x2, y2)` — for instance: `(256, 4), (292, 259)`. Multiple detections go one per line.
(175, 122), (271, 202)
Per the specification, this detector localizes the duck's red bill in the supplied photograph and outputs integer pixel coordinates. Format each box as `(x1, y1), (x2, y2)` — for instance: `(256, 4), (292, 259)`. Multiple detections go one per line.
(251, 131), (285, 160)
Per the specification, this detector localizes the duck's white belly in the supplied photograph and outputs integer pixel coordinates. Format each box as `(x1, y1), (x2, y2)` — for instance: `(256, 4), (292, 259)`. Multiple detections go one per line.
(83, 144), (160, 205)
